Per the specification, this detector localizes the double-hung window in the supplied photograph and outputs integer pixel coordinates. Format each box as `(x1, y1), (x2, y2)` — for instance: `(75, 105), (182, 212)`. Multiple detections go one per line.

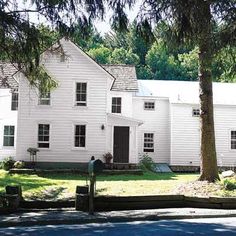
(74, 125), (86, 148)
(144, 101), (155, 110)
(231, 131), (236, 150)
(143, 133), (154, 152)
(112, 97), (122, 113)
(75, 83), (87, 106)
(11, 92), (18, 110)
(38, 124), (50, 148)
(3, 126), (15, 147)
(192, 108), (200, 117)
(39, 92), (50, 105)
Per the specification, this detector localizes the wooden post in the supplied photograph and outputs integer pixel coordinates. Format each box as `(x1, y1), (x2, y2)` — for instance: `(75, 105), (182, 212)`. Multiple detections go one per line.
(89, 174), (96, 215)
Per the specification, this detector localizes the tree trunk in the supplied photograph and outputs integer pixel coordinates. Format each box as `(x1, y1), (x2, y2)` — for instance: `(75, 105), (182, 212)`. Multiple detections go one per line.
(198, 2), (220, 182)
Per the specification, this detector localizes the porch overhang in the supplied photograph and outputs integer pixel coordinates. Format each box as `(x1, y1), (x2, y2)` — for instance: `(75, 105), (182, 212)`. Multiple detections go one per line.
(107, 113), (143, 126)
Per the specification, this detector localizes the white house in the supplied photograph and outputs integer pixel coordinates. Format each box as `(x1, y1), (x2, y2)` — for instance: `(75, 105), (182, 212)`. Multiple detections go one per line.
(0, 63), (18, 160)
(1, 39), (236, 170)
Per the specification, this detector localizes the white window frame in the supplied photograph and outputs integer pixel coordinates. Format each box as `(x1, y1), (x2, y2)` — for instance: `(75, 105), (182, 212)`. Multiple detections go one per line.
(73, 124), (87, 149)
(38, 124), (50, 149)
(3, 125), (15, 147)
(11, 92), (18, 111)
(143, 132), (154, 153)
(39, 92), (51, 105)
(144, 101), (155, 110)
(75, 82), (87, 107)
(230, 130), (236, 150)
(192, 108), (200, 117)
(111, 97), (122, 114)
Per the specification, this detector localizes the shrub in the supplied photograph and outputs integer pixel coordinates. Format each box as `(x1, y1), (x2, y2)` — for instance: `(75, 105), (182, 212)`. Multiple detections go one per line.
(138, 153), (155, 171)
(13, 160), (25, 169)
(223, 179), (236, 191)
(1, 156), (15, 171)
(103, 152), (113, 164)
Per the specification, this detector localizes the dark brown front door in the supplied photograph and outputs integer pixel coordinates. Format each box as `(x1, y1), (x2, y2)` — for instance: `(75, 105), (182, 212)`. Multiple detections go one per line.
(113, 126), (129, 163)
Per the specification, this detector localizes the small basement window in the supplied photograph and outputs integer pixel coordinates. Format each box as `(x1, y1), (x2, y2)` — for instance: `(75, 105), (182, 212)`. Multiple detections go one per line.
(192, 108), (200, 117)
(38, 124), (50, 148)
(144, 101), (155, 110)
(231, 131), (236, 150)
(39, 92), (50, 105)
(143, 133), (154, 152)
(3, 126), (15, 146)
(112, 97), (122, 113)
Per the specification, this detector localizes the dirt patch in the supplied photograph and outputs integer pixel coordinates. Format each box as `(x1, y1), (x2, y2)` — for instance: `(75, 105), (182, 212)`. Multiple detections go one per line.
(172, 181), (223, 197)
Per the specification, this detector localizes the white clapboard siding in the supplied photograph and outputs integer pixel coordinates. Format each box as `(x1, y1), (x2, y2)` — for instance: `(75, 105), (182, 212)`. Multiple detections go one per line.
(0, 89), (17, 160)
(16, 39), (113, 162)
(133, 97), (170, 163)
(170, 103), (236, 167)
(170, 104), (200, 166)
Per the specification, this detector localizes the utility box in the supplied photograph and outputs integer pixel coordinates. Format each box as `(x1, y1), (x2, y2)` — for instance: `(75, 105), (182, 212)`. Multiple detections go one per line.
(88, 159), (104, 175)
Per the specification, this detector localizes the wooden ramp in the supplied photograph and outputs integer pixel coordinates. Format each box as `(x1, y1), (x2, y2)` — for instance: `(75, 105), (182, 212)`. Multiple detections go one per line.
(154, 163), (172, 173)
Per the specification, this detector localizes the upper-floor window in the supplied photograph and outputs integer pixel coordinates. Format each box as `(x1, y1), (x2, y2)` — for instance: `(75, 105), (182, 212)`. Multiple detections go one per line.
(3, 125), (15, 147)
(112, 97), (121, 113)
(192, 108), (200, 117)
(144, 101), (155, 110)
(11, 92), (18, 110)
(231, 131), (236, 150)
(38, 124), (50, 148)
(75, 82), (87, 106)
(143, 133), (154, 152)
(74, 125), (86, 148)
(39, 92), (51, 105)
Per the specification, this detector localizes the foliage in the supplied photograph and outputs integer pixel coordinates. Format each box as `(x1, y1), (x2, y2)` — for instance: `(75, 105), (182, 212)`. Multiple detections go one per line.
(103, 152), (113, 164)
(13, 161), (25, 169)
(138, 154), (155, 171)
(87, 46), (112, 64)
(223, 179), (236, 191)
(1, 157), (15, 171)
(110, 48), (140, 65)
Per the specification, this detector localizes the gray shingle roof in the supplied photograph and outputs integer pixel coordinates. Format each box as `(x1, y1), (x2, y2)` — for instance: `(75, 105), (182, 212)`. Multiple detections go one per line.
(102, 64), (139, 92)
(0, 63), (18, 90)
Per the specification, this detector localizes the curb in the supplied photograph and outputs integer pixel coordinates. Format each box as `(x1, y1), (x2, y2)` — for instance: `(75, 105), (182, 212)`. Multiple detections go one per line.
(1, 213), (236, 228)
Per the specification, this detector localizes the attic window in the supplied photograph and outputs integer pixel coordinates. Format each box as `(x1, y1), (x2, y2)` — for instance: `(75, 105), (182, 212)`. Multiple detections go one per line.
(192, 108), (200, 117)
(11, 92), (18, 110)
(144, 101), (155, 110)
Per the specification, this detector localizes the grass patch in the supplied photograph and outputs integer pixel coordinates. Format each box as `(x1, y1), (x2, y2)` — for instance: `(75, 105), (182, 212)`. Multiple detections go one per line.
(0, 170), (235, 200)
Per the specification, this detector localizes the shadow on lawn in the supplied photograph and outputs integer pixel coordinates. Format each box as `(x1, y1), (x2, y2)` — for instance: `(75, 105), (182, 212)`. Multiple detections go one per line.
(0, 172), (54, 193)
(38, 172), (195, 182)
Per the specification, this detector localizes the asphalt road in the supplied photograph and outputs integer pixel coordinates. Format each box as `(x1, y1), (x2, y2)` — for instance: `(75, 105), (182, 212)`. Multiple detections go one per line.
(0, 217), (235, 236)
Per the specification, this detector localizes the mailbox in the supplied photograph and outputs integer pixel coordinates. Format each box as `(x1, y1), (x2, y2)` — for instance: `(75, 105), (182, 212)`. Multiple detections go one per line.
(88, 159), (104, 175)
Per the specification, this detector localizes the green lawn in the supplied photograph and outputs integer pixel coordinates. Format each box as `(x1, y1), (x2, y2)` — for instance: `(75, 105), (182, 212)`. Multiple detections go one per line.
(0, 170), (235, 200)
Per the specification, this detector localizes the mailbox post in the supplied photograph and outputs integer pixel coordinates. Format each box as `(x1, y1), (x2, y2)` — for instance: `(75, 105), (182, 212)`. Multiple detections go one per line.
(88, 159), (104, 215)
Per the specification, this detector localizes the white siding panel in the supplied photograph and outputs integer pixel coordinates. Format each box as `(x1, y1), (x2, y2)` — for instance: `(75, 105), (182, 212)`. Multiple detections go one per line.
(16, 40), (111, 162)
(133, 98), (170, 163)
(170, 104), (236, 167)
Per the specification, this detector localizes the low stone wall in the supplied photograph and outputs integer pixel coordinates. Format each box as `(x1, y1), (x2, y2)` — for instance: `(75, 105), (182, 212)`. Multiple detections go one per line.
(76, 194), (236, 212)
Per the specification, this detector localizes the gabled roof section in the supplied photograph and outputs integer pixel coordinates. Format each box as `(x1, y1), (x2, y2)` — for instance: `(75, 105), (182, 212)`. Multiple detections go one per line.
(102, 64), (139, 92)
(0, 63), (18, 90)
(137, 80), (236, 105)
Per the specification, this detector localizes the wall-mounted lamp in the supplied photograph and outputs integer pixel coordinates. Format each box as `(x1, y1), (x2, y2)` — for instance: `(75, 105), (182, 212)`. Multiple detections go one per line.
(101, 124), (105, 130)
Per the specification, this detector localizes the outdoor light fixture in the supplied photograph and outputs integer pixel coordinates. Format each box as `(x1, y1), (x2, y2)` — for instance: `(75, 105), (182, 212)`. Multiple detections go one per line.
(101, 124), (105, 130)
